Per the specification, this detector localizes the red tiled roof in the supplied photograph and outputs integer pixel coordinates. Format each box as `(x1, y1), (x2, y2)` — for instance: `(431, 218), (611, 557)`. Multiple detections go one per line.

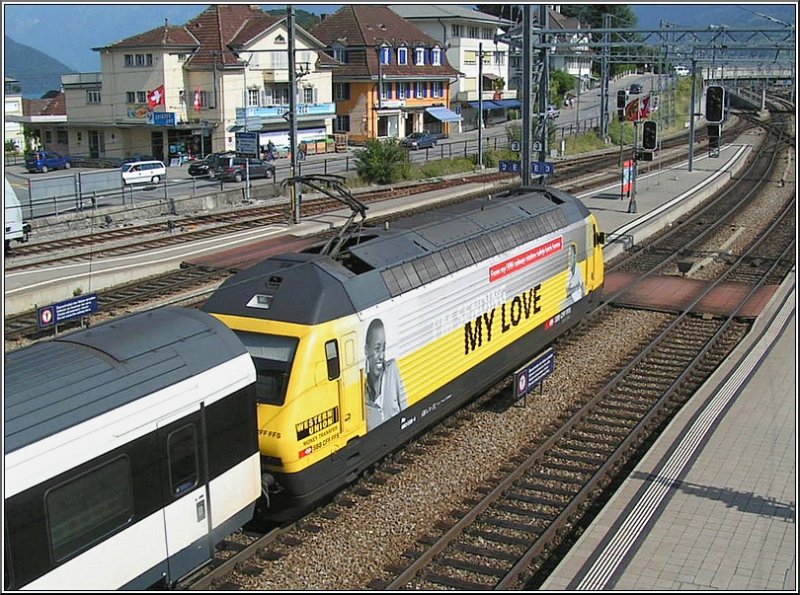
(309, 6), (459, 80)
(23, 93), (66, 116)
(184, 4), (267, 68)
(99, 24), (199, 50)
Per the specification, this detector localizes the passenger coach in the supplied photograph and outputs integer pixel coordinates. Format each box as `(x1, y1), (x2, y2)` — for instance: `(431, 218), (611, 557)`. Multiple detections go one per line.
(4, 307), (260, 590)
(203, 185), (605, 520)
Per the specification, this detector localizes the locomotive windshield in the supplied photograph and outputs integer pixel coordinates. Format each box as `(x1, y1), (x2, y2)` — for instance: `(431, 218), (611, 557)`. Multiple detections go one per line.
(235, 331), (298, 406)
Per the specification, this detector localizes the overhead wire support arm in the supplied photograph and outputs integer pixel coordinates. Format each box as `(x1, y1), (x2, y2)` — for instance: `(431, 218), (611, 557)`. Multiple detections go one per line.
(281, 174), (368, 259)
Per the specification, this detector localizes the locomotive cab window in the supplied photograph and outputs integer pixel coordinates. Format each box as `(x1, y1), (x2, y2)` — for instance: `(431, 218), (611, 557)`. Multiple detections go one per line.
(236, 331), (299, 406)
(168, 425), (199, 496)
(45, 456), (133, 563)
(325, 340), (340, 380)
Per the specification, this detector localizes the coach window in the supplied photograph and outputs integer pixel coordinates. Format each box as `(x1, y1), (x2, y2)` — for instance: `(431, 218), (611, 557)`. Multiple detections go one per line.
(45, 456), (133, 562)
(168, 425), (199, 497)
(325, 339), (340, 380)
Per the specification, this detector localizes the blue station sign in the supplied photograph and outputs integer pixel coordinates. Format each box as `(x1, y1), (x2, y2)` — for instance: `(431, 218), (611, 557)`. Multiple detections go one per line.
(147, 112), (177, 127)
(38, 293), (99, 328)
(514, 348), (555, 400)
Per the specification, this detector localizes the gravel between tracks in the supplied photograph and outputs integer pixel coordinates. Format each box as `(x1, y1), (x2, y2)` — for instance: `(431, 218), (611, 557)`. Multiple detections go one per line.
(232, 309), (672, 590)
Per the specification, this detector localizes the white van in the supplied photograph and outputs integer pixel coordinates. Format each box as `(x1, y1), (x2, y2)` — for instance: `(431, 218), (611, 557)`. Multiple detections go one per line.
(674, 66), (690, 77)
(121, 160), (167, 185)
(4, 176), (31, 251)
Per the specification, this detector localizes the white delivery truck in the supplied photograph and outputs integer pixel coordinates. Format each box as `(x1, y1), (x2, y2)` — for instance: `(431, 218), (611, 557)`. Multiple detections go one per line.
(5, 176), (31, 252)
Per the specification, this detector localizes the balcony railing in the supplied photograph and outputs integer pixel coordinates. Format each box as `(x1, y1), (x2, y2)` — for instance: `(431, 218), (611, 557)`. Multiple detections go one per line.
(61, 73), (102, 86)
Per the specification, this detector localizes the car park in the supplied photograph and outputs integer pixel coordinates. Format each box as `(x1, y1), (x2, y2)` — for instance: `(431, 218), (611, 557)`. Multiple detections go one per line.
(401, 132), (437, 150)
(629, 83), (643, 94)
(24, 150), (72, 173)
(121, 160), (167, 185)
(214, 156), (275, 182)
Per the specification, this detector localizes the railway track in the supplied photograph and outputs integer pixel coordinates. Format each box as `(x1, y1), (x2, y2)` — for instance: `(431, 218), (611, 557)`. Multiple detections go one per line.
(174, 102), (793, 590)
(4, 264), (233, 342)
(6, 115), (751, 272)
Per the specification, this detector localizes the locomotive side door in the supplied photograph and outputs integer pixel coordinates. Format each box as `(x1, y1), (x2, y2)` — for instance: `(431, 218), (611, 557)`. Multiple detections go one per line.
(338, 332), (361, 437)
(157, 406), (212, 585)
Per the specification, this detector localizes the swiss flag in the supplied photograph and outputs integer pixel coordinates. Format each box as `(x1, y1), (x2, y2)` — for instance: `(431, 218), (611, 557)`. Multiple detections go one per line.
(147, 85), (165, 109)
(193, 87), (202, 112)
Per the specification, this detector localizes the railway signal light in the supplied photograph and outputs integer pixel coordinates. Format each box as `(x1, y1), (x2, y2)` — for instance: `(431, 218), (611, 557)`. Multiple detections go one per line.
(617, 89), (627, 108)
(642, 121), (658, 150)
(705, 85), (725, 124)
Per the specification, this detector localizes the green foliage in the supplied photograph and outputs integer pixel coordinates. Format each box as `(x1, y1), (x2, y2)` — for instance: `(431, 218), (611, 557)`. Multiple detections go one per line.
(415, 157), (475, 178)
(354, 138), (410, 185)
(5, 139), (20, 153)
(550, 70), (577, 101)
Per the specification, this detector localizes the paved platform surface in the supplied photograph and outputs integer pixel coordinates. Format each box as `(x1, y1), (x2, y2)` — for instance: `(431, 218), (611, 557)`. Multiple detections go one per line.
(542, 272), (795, 590)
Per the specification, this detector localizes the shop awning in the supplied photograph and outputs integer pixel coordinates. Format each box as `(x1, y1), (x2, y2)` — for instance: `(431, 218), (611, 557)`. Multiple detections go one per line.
(467, 101), (501, 110)
(492, 99), (522, 109)
(425, 106), (462, 122)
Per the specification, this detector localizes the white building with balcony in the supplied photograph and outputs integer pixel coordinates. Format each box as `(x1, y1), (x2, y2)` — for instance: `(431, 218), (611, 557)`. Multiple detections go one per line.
(387, 5), (516, 132)
(59, 5), (336, 162)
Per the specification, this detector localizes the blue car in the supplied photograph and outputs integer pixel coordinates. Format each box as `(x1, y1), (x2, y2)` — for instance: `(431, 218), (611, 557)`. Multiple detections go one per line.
(401, 132), (437, 150)
(24, 150), (72, 173)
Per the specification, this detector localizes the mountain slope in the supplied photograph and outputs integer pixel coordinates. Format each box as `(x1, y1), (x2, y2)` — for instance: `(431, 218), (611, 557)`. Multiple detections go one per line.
(5, 35), (78, 98)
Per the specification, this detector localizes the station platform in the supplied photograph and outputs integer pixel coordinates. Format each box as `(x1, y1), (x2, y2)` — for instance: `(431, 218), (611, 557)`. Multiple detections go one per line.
(541, 271), (795, 591)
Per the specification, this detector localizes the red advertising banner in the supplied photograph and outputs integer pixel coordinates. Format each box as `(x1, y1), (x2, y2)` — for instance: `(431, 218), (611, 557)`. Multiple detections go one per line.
(489, 237), (563, 282)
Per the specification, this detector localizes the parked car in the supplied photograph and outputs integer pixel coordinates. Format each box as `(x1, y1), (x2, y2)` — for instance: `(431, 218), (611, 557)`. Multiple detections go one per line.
(188, 151), (236, 178)
(24, 150), (72, 173)
(214, 156), (275, 182)
(120, 160), (167, 185)
(547, 104), (561, 118)
(401, 132), (437, 150)
(629, 83), (643, 95)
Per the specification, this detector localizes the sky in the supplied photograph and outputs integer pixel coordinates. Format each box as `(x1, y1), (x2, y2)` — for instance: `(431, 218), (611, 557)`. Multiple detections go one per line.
(3, 2), (796, 73)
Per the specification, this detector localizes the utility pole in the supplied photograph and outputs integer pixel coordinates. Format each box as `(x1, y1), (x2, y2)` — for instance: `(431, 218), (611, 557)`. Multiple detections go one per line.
(521, 5), (532, 186)
(537, 3), (549, 182)
(477, 42), (483, 169)
(288, 5), (300, 223)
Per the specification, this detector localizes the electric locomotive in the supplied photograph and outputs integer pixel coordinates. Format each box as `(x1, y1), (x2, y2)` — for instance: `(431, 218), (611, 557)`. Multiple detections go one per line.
(202, 185), (605, 520)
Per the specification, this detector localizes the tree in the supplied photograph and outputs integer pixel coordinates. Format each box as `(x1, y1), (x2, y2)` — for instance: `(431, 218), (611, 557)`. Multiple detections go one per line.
(475, 5), (521, 23)
(355, 138), (410, 185)
(561, 5), (642, 77)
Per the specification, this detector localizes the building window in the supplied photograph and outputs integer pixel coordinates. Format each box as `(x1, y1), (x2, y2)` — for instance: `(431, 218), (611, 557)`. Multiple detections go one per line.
(452, 24), (463, 37)
(334, 83), (350, 101)
(398, 82), (408, 99)
(333, 48), (348, 63)
(135, 54), (145, 66)
(177, 53), (187, 61)
(398, 47), (407, 65)
(334, 115), (350, 132)
(199, 90), (211, 109)
(482, 27), (494, 40)
(248, 88), (260, 107)
(380, 82), (391, 101)
(380, 46), (391, 65)
(57, 130), (68, 145)
(147, 54), (153, 66)
(464, 51), (477, 66)
(415, 47), (425, 66)
(415, 82), (426, 98)
(86, 90), (101, 104)
(269, 86), (289, 105)
(45, 130), (52, 144)
(468, 26), (479, 39)
(494, 51), (505, 66)
(126, 91), (136, 103)
(302, 86), (315, 103)
(136, 91), (147, 103)
(432, 81), (442, 98)
(179, 89), (185, 104)
(432, 48), (441, 66)
(124, 54), (134, 67)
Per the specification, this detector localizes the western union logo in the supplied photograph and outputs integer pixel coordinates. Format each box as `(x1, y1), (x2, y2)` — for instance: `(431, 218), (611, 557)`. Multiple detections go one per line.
(295, 407), (339, 440)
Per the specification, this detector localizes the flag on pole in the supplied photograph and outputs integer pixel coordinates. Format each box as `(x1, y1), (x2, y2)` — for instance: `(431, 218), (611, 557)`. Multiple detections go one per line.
(147, 85), (165, 109)
(638, 95), (651, 120)
(625, 95), (651, 122)
(193, 87), (202, 112)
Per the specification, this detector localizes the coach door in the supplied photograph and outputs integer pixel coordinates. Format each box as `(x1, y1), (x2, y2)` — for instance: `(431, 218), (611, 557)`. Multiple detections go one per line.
(158, 409), (212, 584)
